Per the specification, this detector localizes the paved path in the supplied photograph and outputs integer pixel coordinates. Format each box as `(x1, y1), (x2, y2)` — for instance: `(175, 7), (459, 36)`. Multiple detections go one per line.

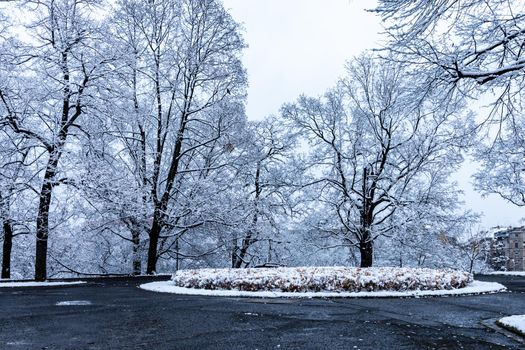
(0, 274), (523, 349)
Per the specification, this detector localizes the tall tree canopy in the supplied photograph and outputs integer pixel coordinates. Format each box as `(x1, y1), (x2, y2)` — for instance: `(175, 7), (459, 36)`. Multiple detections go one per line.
(283, 57), (471, 267)
(376, 0), (525, 207)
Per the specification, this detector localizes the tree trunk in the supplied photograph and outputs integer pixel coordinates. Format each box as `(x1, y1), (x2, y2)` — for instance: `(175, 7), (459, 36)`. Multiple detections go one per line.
(35, 181), (53, 281)
(359, 166), (374, 268)
(1, 218), (13, 279)
(132, 52), (145, 278)
(174, 237), (180, 272)
(34, 47), (73, 281)
(231, 241), (239, 268)
(146, 210), (162, 274)
(232, 163), (261, 269)
(233, 235), (250, 268)
(147, 103), (190, 274)
(131, 227), (141, 275)
(359, 240), (373, 268)
(35, 156), (59, 281)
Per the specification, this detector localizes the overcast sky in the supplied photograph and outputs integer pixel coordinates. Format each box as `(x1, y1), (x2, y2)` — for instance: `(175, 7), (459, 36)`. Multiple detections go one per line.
(222, 0), (524, 230)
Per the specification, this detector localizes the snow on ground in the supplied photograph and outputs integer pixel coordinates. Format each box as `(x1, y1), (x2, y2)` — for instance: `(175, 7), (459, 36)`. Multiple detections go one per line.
(0, 281), (85, 288)
(140, 280), (506, 298)
(55, 300), (92, 306)
(170, 267), (472, 293)
(497, 315), (525, 337)
(487, 271), (525, 277)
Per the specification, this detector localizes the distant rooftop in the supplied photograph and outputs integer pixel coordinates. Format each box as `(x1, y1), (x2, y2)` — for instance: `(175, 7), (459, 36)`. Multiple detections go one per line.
(492, 226), (525, 238)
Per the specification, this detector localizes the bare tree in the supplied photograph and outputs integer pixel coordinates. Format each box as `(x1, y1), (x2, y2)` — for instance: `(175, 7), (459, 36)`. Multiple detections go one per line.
(473, 119), (525, 206)
(101, 0), (246, 275)
(375, 0), (525, 208)
(282, 56), (471, 267)
(376, 1), (525, 92)
(0, 0), (111, 280)
(231, 119), (297, 268)
(459, 228), (492, 274)
(0, 134), (30, 279)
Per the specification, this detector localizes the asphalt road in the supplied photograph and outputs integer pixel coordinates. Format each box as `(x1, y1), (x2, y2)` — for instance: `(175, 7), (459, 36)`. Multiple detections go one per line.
(0, 274), (523, 350)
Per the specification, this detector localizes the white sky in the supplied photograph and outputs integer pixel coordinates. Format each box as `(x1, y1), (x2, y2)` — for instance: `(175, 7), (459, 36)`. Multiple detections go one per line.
(222, 0), (524, 230)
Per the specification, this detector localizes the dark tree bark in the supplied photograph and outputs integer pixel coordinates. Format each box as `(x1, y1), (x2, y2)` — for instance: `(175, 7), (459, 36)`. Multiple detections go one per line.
(359, 239), (373, 268)
(131, 225), (141, 275)
(232, 227), (256, 269)
(34, 154), (60, 281)
(1, 218), (13, 279)
(146, 209), (162, 274)
(357, 166), (375, 268)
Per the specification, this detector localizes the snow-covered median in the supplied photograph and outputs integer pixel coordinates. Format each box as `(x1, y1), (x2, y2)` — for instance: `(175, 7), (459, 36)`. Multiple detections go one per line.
(0, 281), (86, 288)
(497, 315), (525, 337)
(139, 267), (507, 298)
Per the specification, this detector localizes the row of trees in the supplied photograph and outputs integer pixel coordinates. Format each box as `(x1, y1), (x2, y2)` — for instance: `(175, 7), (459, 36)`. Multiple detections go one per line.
(0, 0), (252, 280)
(1, 0), (521, 280)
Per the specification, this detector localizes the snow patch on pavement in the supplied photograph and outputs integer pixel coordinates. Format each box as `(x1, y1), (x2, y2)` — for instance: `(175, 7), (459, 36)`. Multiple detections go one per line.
(139, 280), (506, 298)
(497, 315), (525, 337)
(0, 281), (86, 288)
(56, 300), (92, 306)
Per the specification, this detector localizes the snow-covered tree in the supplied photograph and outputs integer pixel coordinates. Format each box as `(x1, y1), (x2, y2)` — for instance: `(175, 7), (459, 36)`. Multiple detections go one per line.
(0, 0), (112, 280)
(473, 119), (525, 206)
(457, 227), (493, 273)
(282, 56), (471, 267)
(0, 132), (33, 279)
(376, 0), (525, 96)
(375, 0), (525, 208)
(83, 0), (247, 275)
(230, 118), (297, 268)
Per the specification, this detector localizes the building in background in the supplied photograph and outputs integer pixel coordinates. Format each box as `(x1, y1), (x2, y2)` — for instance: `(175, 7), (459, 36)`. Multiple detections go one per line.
(491, 227), (525, 271)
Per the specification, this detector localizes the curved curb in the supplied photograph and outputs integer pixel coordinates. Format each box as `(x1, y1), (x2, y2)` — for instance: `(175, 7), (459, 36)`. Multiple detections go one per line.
(139, 280), (506, 298)
(496, 316), (525, 340)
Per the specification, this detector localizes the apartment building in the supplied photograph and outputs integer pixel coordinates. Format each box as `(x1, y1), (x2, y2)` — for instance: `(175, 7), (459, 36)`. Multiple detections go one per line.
(492, 227), (525, 271)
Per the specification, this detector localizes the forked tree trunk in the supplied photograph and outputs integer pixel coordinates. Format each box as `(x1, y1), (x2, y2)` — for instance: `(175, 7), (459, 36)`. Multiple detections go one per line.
(232, 230), (254, 269)
(359, 240), (373, 268)
(146, 111), (188, 275)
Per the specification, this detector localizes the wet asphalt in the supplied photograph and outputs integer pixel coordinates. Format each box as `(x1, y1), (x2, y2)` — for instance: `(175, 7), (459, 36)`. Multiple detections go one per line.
(0, 274), (523, 349)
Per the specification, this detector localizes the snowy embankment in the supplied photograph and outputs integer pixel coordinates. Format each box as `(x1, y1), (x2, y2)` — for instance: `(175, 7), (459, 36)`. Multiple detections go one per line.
(140, 267), (506, 298)
(497, 315), (525, 337)
(487, 271), (525, 277)
(0, 281), (85, 288)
